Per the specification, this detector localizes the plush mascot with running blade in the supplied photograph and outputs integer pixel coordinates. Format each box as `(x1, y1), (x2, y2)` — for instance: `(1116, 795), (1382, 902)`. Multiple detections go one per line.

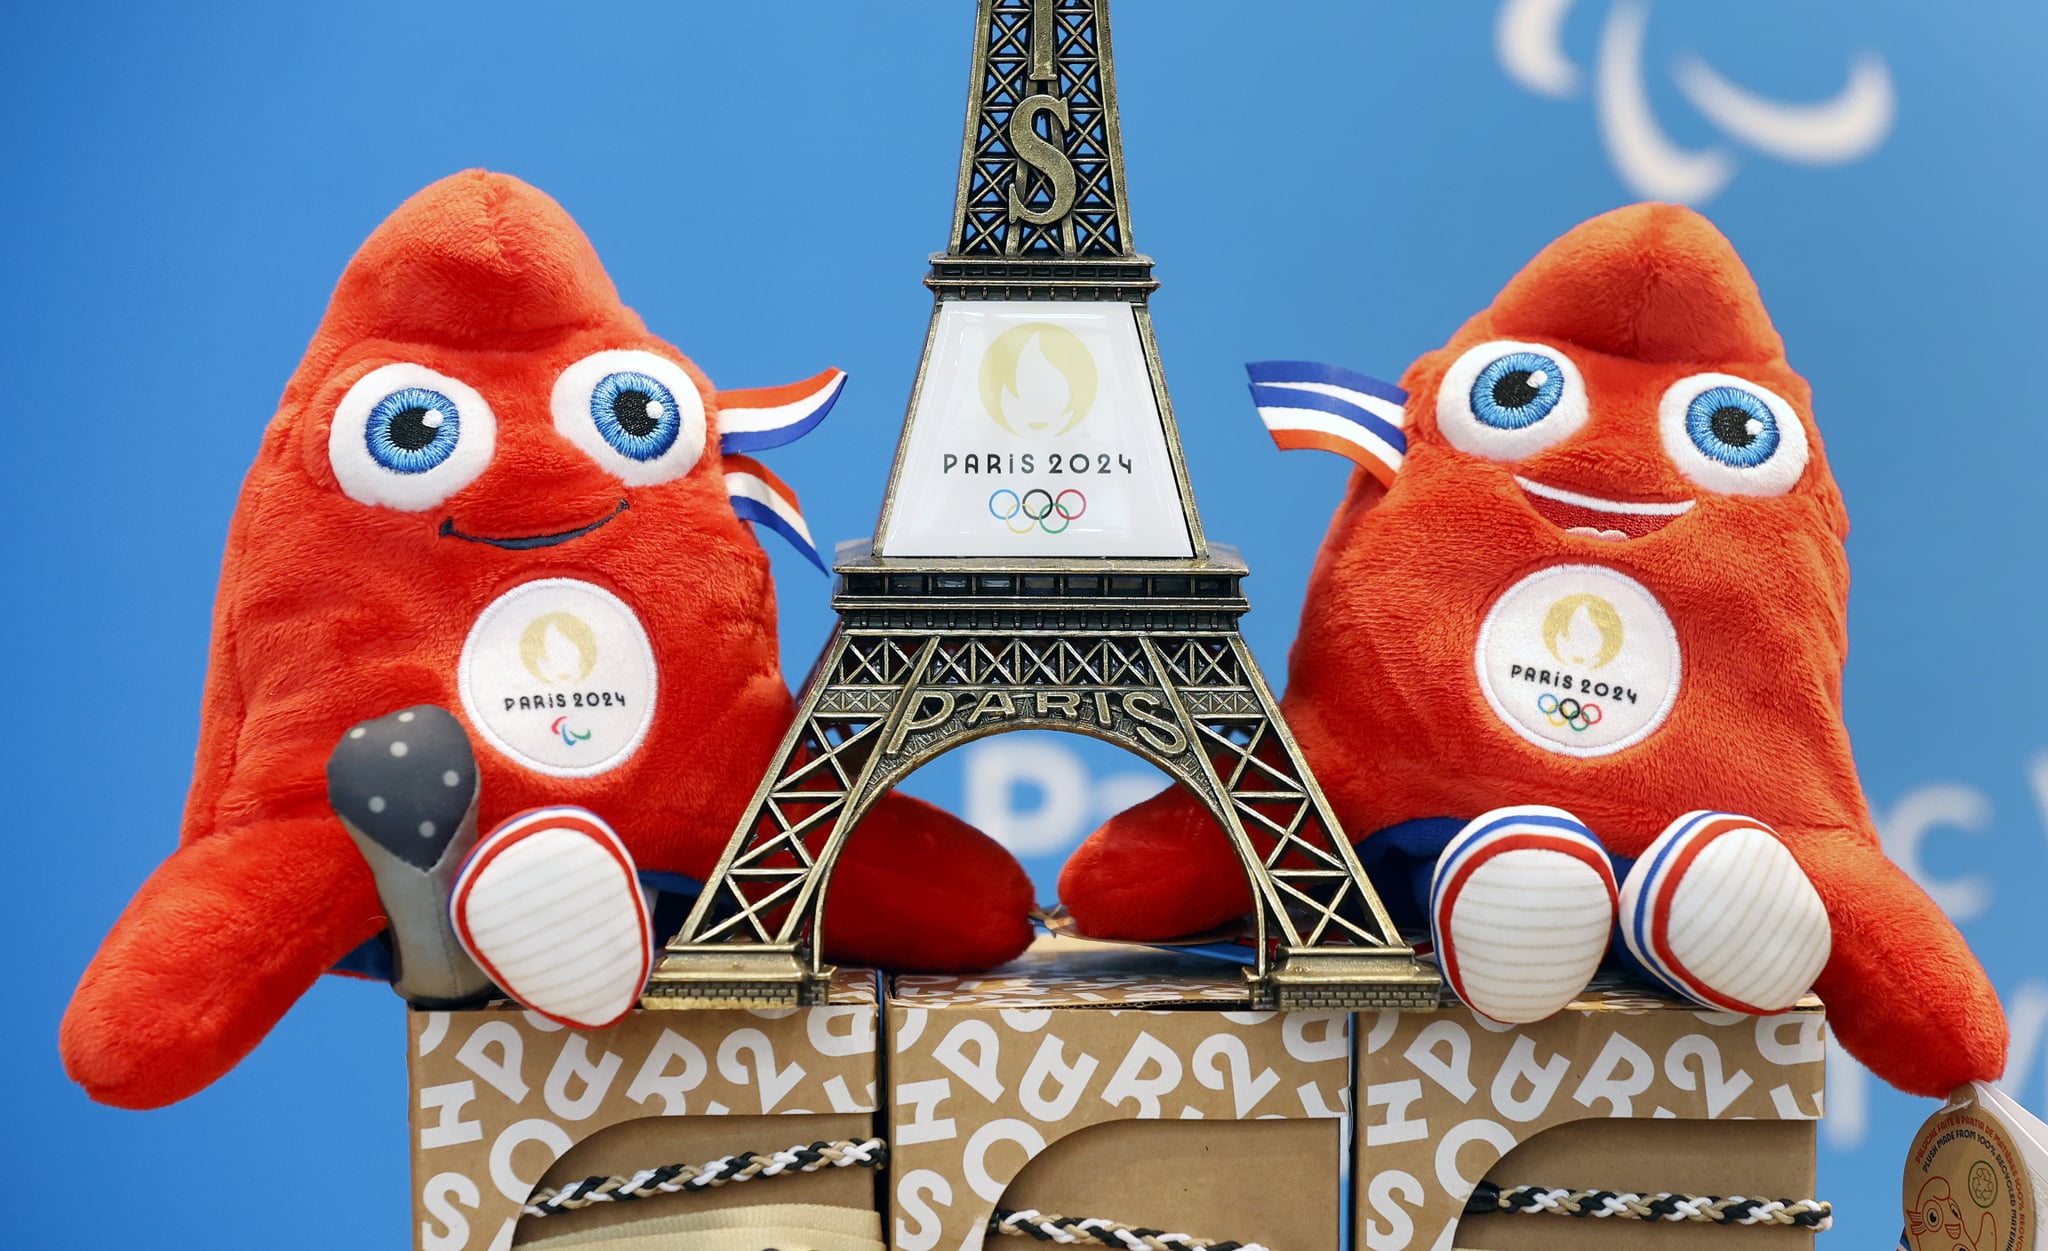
(62, 171), (1033, 1109)
(1059, 203), (2006, 1098)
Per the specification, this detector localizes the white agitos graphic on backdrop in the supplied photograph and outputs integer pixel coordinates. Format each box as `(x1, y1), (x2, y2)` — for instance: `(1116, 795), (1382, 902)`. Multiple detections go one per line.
(1495, 0), (1895, 203)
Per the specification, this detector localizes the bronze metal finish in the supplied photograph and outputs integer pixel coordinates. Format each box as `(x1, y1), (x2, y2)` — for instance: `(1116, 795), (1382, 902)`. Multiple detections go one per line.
(645, 0), (1438, 1012)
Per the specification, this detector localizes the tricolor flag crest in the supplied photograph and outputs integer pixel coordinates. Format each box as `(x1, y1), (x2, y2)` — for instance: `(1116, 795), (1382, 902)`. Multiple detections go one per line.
(723, 454), (826, 572)
(1246, 360), (1409, 487)
(716, 368), (847, 456)
(713, 367), (846, 573)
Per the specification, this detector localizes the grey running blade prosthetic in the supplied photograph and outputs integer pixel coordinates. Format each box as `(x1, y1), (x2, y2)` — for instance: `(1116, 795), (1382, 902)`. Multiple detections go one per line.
(326, 705), (493, 1007)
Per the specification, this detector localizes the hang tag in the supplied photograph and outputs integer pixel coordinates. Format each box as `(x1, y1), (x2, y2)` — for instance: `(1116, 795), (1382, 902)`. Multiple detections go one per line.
(1905, 1082), (2046, 1251)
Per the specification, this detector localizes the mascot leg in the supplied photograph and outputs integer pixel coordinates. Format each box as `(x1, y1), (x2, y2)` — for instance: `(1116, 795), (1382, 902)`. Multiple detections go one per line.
(822, 793), (1035, 972)
(1615, 812), (1831, 1015)
(60, 816), (384, 1109)
(450, 806), (651, 1030)
(1790, 824), (2008, 1097)
(326, 705), (491, 1007)
(1428, 807), (1617, 1025)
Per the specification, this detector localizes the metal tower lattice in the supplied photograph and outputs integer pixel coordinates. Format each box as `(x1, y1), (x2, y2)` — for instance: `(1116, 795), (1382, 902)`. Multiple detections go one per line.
(645, 0), (1438, 1011)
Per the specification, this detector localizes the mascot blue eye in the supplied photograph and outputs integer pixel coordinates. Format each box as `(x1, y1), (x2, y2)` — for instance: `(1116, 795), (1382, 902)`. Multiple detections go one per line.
(1470, 351), (1566, 430)
(366, 386), (462, 474)
(590, 371), (681, 462)
(1684, 384), (1780, 467)
(1656, 372), (1806, 496)
(552, 349), (704, 486)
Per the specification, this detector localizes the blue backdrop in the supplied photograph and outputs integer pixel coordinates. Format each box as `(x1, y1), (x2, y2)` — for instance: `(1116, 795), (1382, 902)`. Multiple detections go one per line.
(4, 3), (2041, 1247)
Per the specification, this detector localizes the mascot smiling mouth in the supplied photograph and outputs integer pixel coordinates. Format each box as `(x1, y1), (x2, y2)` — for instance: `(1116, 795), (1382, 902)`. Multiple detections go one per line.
(1515, 476), (1692, 541)
(439, 499), (629, 550)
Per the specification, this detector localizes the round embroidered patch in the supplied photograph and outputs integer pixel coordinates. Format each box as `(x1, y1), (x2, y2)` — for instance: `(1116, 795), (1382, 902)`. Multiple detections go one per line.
(457, 578), (657, 778)
(1474, 564), (1681, 758)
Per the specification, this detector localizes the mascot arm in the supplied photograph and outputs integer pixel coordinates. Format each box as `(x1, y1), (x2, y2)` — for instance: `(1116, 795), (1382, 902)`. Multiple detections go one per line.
(60, 808), (383, 1109)
(823, 792), (1035, 972)
(1058, 466), (1395, 941)
(1796, 821), (2007, 1097)
(1058, 785), (1255, 941)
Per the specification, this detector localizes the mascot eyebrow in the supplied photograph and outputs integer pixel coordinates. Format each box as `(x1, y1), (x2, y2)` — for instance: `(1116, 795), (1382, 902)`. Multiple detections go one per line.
(60, 170), (1032, 1110)
(1065, 202), (2005, 1101)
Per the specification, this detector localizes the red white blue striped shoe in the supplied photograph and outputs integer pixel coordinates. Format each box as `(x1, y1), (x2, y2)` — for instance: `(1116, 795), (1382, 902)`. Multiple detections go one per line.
(1619, 811), (1831, 1014)
(451, 806), (651, 1029)
(1430, 806), (1619, 1024)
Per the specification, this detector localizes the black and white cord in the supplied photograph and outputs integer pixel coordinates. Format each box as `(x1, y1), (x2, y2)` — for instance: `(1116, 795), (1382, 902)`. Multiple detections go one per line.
(989, 1207), (1269, 1250)
(1468, 1181), (1833, 1229)
(520, 1137), (888, 1218)
(523, 1137), (1829, 1242)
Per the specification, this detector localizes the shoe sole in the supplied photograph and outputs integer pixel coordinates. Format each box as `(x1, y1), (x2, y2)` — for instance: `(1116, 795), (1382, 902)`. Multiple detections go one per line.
(1619, 811), (1831, 1014)
(1431, 806), (1617, 1025)
(327, 704), (492, 1005)
(451, 807), (651, 1029)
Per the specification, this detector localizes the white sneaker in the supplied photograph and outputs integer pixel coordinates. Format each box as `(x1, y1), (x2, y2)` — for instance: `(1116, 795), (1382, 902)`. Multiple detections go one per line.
(451, 806), (651, 1028)
(1618, 811), (1830, 1014)
(1429, 806), (1617, 1024)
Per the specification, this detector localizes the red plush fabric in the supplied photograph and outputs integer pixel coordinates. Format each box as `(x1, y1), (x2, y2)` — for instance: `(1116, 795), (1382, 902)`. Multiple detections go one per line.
(1062, 203), (2006, 1097)
(62, 171), (1032, 1110)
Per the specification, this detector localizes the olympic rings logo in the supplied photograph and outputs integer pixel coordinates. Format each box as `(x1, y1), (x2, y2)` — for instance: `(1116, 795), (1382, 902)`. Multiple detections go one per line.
(1537, 692), (1602, 732)
(989, 487), (1086, 534)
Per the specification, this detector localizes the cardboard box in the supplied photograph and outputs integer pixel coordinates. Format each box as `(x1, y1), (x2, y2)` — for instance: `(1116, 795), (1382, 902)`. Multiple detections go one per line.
(409, 969), (881, 1251)
(886, 938), (1353, 1251)
(1355, 977), (1826, 1251)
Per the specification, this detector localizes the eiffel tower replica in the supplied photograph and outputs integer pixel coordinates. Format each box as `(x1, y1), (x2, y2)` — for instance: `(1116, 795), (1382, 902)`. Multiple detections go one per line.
(645, 0), (1437, 1011)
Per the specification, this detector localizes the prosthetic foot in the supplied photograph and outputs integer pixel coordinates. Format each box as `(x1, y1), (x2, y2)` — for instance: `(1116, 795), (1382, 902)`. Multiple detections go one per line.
(451, 806), (651, 1029)
(325, 705), (492, 1006)
(1619, 811), (1832, 1014)
(1429, 805), (1619, 1024)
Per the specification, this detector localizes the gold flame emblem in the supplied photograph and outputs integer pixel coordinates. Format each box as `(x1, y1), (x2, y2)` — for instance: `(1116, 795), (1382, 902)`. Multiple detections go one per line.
(520, 612), (598, 684)
(1541, 593), (1625, 669)
(978, 322), (1097, 436)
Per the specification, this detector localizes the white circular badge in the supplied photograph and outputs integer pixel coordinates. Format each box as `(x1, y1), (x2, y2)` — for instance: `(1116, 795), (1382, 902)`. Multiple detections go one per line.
(1474, 564), (1681, 758)
(457, 578), (658, 778)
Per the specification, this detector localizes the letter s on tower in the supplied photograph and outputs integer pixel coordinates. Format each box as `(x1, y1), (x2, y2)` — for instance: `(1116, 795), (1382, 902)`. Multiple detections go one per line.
(1007, 94), (1077, 225)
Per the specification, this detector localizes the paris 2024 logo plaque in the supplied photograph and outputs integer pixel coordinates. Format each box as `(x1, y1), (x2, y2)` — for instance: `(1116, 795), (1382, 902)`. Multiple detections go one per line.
(878, 301), (1195, 558)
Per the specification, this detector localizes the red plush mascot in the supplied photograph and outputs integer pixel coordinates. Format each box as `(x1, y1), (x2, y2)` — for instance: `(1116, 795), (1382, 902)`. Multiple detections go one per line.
(62, 171), (1032, 1110)
(1061, 203), (2006, 1098)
